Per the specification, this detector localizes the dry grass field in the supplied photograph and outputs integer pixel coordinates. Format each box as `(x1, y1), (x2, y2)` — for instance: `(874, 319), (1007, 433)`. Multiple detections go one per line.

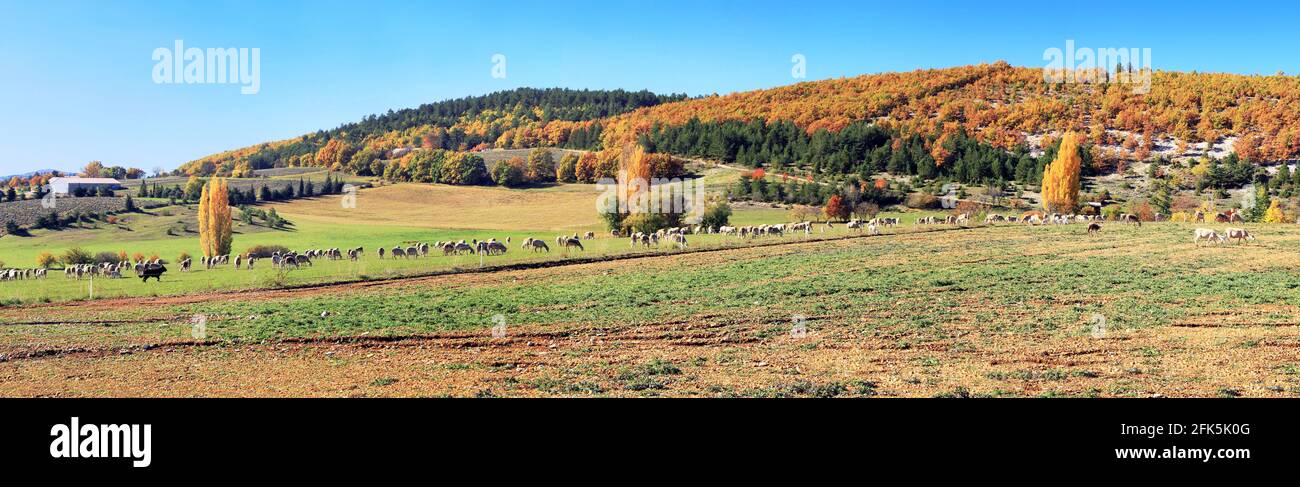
(3, 222), (1298, 397)
(274, 183), (604, 232)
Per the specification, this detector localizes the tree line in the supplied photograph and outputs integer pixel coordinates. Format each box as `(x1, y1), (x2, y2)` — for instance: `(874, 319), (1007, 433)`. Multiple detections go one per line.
(640, 118), (1096, 188)
(136, 174), (350, 206)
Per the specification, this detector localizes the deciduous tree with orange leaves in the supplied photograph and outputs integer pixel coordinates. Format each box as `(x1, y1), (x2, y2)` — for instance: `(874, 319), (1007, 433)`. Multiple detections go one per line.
(198, 176), (233, 258)
(824, 194), (851, 221)
(1041, 132), (1083, 213)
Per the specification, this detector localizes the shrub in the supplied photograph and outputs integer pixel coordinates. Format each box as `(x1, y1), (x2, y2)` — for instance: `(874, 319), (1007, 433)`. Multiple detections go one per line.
(789, 205), (821, 222)
(1127, 201), (1156, 221)
(620, 213), (676, 235)
(36, 251), (56, 268)
(61, 247), (94, 266)
(1101, 204), (1122, 220)
(699, 199), (732, 229)
(439, 152), (489, 185)
(266, 207), (286, 229)
(1263, 200), (1288, 223)
(853, 202), (880, 219)
(556, 153), (579, 183)
(905, 193), (941, 209)
(93, 251), (120, 264)
(953, 200), (989, 221)
(491, 157), (527, 187)
(245, 244), (291, 258)
(526, 148), (557, 183)
(823, 194), (851, 221)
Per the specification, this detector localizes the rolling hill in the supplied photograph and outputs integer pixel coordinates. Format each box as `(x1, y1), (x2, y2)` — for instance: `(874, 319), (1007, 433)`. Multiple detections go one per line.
(179, 63), (1300, 181)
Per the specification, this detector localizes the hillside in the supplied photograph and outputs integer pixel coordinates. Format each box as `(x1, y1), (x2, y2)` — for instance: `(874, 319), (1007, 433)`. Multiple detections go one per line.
(178, 88), (686, 176)
(602, 63), (1300, 162)
(180, 63), (1300, 182)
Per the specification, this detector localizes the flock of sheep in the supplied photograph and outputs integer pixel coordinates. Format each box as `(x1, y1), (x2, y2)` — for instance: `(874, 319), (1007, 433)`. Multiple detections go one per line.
(7, 260), (170, 282)
(980, 212), (1114, 226)
(1192, 227), (1256, 245)
(0, 267), (47, 281)
(0, 208), (1273, 286)
(976, 210), (1258, 243)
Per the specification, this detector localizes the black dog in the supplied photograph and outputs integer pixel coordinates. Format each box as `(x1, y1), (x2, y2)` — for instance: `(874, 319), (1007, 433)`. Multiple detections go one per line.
(139, 265), (167, 282)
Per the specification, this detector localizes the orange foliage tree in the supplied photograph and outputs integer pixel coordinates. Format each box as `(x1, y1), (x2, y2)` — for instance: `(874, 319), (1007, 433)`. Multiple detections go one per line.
(1041, 132), (1083, 213)
(315, 139), (355, 171)
(823, 194), (851, 221)
(574, 152), (600, 183)
(198, 176), (233, 257)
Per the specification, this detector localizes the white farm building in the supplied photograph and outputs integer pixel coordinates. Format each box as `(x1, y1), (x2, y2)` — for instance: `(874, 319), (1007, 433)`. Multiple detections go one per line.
(48, 177), (124, 196)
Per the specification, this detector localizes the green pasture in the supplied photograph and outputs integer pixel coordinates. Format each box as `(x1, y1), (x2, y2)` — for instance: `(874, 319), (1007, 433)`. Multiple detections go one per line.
(0, 199), (961, 305)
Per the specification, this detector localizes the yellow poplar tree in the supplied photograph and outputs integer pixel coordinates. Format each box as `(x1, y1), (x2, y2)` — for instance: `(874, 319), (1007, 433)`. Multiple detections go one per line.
(211, 177), (232, 256)
(198, 176), (233, 257)
(1041, 132), (1083, 213)
(197, 182), (211, 257)
(1263, 199), (1287, 223)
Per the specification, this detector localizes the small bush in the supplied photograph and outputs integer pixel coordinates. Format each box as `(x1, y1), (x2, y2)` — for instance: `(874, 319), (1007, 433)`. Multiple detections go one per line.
(246, 244), (290, 258)
(905, 193), (941, 209)
(1101, 204), (1122, 220)
(61, 247), (95, 266)
(490, 157), (527, 187)
(699, 199), (732, 228)
(620, 213), (676, 235)
(556, 152), (579, 183)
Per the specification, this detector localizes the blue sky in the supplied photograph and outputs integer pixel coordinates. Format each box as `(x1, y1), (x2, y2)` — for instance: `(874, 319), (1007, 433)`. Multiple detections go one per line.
(2, 0), (1298, 175)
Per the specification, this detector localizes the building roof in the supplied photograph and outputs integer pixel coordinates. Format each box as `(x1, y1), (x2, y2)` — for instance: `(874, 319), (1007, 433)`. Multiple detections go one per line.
(49, 177), (122, 185)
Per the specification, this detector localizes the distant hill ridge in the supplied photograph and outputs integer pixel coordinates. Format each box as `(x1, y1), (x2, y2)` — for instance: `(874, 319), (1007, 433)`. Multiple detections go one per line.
(2, 169), (73, 180)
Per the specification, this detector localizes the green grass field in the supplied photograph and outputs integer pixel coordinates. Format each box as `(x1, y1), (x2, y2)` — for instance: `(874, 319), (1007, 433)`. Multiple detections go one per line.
(0, 180), (959, 305)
